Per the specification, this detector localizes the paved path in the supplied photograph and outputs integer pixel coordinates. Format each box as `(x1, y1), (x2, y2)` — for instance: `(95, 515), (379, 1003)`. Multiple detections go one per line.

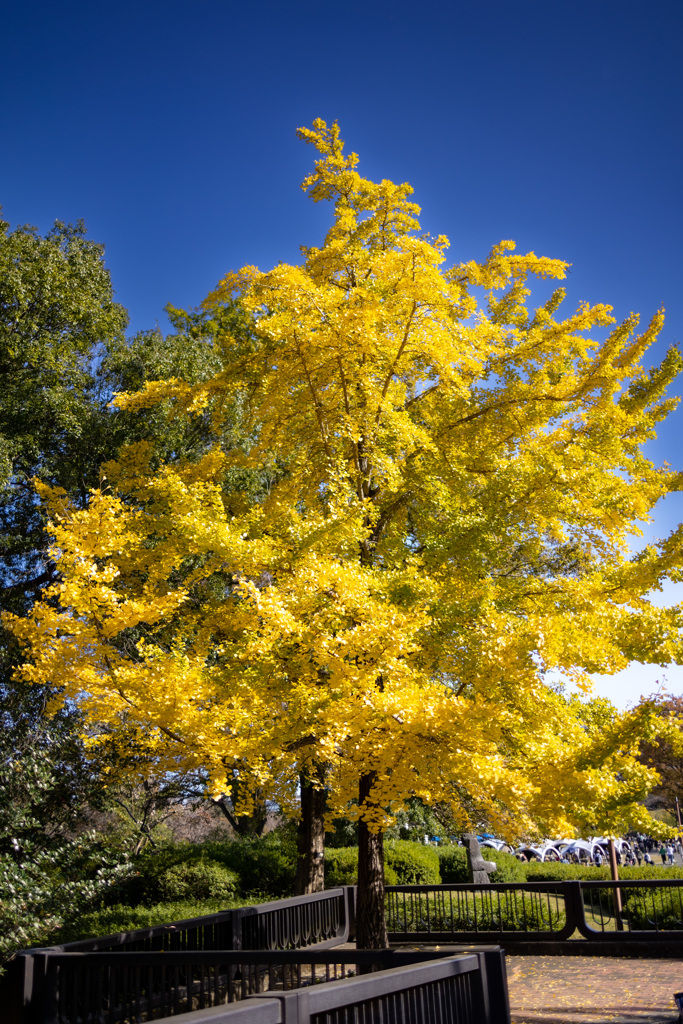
(507, 956), (682, 1023)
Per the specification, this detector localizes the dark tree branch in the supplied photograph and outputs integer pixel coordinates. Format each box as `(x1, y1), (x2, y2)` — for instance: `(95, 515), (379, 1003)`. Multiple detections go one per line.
(0, 566), (57, 595)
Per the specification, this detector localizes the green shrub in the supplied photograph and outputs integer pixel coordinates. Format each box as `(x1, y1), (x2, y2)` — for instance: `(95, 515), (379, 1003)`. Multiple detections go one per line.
(329, 839), (528, 888)
(485, 848), (527, 883)
(324, 847), (398, 887)
(108, 832), (296, 906)
(325, 847), (359, 887)
(622, 888), (683, 929)
(202, 832), (296, 897)
(326, 841), (440, 887)
(523, 861), (683, 882)
(105, 843), (192, 905)
(437, 845), (468, 882)
(438, 845), (526, 883)
(385, 841), (441, 884)
(155, 860), (239, 903)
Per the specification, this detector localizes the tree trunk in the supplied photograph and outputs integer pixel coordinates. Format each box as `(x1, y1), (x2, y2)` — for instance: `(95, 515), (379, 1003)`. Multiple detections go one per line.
(295, 773), (326, 894)
(213, 789), (269, 837)
(355, 771), (389, 949)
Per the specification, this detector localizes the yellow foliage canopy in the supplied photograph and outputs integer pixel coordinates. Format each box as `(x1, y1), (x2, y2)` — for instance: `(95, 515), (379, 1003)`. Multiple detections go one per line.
(7, 119), (683, 841)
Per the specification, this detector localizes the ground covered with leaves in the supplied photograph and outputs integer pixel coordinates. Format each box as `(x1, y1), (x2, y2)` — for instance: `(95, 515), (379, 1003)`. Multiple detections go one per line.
(507, 955), (681, 1023)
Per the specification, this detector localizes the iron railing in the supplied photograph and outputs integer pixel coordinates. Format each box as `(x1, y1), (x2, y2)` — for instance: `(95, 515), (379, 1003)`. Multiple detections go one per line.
(386, 879), (683, 943)
(580, 878), (683, 936)
(10, 877), (683, 1023)
(20, 879), (683, 964)
(14, 948), (507, 1024)
(31, 889), (351, 956)
(238, 891), (347, 951)
(386, 882), (570, 942)
(247, 954), (497, 1024)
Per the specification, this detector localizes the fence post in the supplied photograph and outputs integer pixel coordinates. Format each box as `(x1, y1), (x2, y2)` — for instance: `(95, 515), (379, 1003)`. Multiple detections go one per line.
(344, 886), (356, 941)
(470, 951), (491, 1024)
(251, 989), (308, 1024)
(562, 880), (584, 937)
(1, 954), (36, 1024)
(20, 952), (49, 1024)
(480, 948), (511, 1024)
(38, 955), (59, 1024)
(231, 908), (244, 950)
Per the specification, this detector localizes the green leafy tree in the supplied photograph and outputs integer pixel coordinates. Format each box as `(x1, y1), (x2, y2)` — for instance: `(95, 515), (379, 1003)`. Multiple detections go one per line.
(0, 213), (130, 865)
(0, 215), (247, 891)
(0, 841), (129, 969)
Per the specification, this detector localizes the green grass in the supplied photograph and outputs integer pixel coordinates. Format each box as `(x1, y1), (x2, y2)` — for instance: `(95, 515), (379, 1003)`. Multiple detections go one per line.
(54, 894), (273, 945)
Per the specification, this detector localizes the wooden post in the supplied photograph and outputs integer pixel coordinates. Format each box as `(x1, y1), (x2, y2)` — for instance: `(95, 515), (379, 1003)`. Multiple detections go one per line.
(607, 839), (624, 931)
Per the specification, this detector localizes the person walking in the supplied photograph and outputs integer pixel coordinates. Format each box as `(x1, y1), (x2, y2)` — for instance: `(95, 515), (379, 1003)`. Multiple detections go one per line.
(660, 844), (668, 865)
(667, 844), (675, 865)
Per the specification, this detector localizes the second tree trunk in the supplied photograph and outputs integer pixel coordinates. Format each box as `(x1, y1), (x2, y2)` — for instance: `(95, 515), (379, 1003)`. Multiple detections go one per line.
(296, 773), (326, 894)
(355, 771), (389, 949)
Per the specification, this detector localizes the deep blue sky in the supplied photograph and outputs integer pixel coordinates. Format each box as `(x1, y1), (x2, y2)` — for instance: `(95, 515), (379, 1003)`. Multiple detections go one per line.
(2, 0), (682, 705)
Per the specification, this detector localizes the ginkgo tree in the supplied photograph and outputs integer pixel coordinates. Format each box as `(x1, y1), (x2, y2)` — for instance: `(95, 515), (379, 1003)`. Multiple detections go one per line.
(7, 120), (683, 948)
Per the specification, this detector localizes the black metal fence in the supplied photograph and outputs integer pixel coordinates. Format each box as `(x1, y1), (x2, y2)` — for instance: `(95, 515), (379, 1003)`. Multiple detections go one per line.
(3, 889), (352, 1024)
(238, 892), (348, 952)
(11, 948), (508, 1024)
(10, 877), (683, 1023)
(386, 879), (683, 943)
(247, 954), (498, 1024)
(37, 889), (351, 956)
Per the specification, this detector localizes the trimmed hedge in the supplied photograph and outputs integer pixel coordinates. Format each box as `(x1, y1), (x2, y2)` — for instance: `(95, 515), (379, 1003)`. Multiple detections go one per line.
(325, 841), (526, 887)
(385, 840), (440, 884)
(622, 887), (683, 929)
(324, 847), (399, 887)
(325, 840), (440, 887)
(523, 861), (683, 882)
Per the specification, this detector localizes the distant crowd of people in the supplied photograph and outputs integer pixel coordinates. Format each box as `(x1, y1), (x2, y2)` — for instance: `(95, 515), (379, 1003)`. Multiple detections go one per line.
(632, 837), (682, 867)
(576, 838), (682, 867)
(513, 836), (683, 866)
